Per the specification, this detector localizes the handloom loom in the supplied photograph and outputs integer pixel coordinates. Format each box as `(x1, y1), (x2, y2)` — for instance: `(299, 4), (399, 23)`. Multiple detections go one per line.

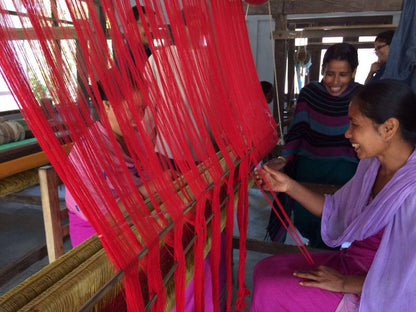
(0, 152), (249, 312)
(0, 1), (307, 311)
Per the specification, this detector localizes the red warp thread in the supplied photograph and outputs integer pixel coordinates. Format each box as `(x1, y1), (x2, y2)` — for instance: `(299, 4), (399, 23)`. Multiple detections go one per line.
(0, 0), (314, 311)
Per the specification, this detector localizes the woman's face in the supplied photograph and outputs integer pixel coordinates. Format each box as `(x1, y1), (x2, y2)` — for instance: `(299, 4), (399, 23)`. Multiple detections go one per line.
(322, 60), (355, 97)
(345, 100), (386, 159)
(374, 40), (390, 64)
(104, 90), (145, 138)
(136, 16), (150, 47)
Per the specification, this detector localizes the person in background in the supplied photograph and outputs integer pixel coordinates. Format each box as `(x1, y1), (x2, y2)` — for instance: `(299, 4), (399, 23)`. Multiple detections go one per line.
(251, 79), (416, 312)
(114, 5), (152, 70)
(261, 81), (273, 104)
(365, 30), (395, 84)
(265, 43), (360, 249)
(132, 5), (152, 58)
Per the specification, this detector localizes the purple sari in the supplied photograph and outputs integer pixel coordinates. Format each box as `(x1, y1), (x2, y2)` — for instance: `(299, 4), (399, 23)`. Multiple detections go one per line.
(251, 148), (416, 312)
(323, 148), (416, 311)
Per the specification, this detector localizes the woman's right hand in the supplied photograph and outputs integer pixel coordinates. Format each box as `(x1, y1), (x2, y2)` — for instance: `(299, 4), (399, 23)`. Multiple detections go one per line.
(255, 165), (292, 193)
(263, 157), (287, 171)
(369, 61), (381, 74)
(255, 165), (325, 217)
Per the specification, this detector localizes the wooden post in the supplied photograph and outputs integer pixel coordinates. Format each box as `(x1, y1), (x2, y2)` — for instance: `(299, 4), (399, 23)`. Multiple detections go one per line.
(308, 39), (322, 83)
(287, 23), (296, 111)
(273, 11), (287, 132)
(39, 165), (68, 263)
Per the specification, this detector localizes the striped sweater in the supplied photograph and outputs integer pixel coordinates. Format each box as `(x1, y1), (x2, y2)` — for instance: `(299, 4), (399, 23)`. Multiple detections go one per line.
(281, 81), (360, 164)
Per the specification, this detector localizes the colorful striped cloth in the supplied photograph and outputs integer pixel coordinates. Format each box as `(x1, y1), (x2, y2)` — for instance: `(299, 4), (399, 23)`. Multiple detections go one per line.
(281, 80), (360, 164)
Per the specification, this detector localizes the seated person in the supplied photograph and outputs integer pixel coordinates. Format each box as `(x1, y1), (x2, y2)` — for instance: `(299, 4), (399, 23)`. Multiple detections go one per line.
(365, 30), (395, 84)
(251, 80), (416, 312)
(266, 43), (360, 248)
(132, 5), (152, 58)
(65, 76), (151, 247)
(145, 44), (226, 312)
(66, 68), (224, 310)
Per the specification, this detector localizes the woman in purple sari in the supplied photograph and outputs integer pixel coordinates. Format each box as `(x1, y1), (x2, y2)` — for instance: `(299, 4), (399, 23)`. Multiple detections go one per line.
(251, 79), (416, 312)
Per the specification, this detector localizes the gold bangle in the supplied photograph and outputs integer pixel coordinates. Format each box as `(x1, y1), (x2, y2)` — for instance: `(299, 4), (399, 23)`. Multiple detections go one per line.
(277, 156), (288, 163)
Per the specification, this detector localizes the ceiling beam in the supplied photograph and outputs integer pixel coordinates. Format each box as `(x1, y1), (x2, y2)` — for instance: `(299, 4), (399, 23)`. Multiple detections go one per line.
(5, 27), (78, 40)
(244, 0), (403, 15)
(273, 24), (397, 40)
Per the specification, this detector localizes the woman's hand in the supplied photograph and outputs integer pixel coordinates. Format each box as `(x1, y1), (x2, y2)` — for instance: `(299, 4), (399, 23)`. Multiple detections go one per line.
(254, 165), (292, 193)
(369, 61), (381, 74)
(365, 61), (382, 84)
(293, 266), (365, 294)
(264, 157), (287, 171)
(255, 161), (325, 217)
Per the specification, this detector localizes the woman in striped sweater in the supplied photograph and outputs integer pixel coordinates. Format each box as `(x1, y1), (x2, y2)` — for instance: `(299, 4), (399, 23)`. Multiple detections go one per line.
(266, 43), (360, 249)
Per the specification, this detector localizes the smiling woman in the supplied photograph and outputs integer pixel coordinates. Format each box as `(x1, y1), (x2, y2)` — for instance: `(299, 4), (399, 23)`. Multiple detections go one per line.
(252, 80), (416, 312)
(365, 30), (395, 84)
(321, 42), (358, 96)
(265, 43), (360, 248)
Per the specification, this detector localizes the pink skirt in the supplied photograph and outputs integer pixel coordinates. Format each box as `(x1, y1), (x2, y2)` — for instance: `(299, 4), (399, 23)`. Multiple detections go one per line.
(250, 252), (344, 312)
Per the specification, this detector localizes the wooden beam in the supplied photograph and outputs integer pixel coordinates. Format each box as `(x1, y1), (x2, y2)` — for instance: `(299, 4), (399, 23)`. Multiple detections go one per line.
(0, 142), (72, 179)
(306, 42), (376, 49)
(232, 237), (324, 254)
(243, 0), (403, 15)
(289, 15), (393, 27)
(273, 24), (397, 40)
(6, 27), (78, 40)
(0, 151), (50, 179)
(0, 245), (47, 287)
(1, 194), (43, 205)
(283, 0), (403, 14)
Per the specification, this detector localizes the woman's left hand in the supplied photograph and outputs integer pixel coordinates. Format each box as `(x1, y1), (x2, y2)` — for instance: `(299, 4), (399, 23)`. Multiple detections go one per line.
(293, 266), (346, 293)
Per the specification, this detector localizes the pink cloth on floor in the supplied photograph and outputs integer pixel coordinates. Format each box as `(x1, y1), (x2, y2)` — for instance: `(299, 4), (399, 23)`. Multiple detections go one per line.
(65, 122), (144, 246)
(68, 210), (96, 247)
(172, 255), (214, 312)
(172, 234), (227, 312)
(250, 229), (383, 312)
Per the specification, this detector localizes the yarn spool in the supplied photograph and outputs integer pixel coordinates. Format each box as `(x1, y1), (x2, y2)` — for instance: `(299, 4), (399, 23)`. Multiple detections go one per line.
(294, 46), (310, 66)
(0, 120), (26, 145)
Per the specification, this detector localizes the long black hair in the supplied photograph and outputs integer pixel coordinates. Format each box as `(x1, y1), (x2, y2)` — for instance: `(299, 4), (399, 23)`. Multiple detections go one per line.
(322, 43), (358, 72)
(375, 30), (395, 45)
(353, 79), (416, 144)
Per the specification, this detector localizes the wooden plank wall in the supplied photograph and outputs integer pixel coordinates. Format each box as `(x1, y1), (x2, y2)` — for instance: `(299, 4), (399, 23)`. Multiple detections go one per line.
(243, 0), (403, 15)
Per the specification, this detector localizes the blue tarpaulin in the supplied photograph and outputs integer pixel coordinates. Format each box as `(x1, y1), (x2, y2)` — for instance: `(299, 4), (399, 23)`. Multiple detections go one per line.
(383, 0), (416, 91)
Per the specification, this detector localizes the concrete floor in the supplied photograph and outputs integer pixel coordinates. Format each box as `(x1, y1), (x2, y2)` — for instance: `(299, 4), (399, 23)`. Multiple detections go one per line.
(0, 184), (304, 310)
(0, 185), (70, 296)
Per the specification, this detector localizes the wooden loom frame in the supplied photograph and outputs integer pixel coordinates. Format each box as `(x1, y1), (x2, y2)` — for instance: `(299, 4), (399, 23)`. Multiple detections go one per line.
(0, 150), (251, 312)
(0, 2), (352, 310)
(0, 154), (338, 311)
